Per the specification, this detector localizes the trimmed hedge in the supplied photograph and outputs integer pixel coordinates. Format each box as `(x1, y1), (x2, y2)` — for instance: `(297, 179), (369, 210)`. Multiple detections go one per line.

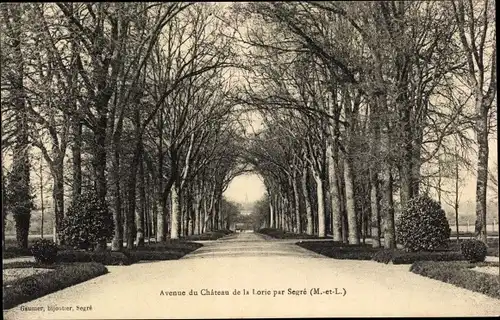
(3, 261), (55, 269)
(296, 241), (378, 260)
(372, 249), (465, 265)
(410, 261), (500, 299)
(3, 262), (108, 309)
(57, 250), (133, 265)
(3, 247), (32, 259)
(183, 231), (232, 241)
(216, 229), (234, 235)
(55, 241), (202, 264)
(259, 228), (321, 239)
(134, 241), (203, 252)
(123, 250), (183, 261)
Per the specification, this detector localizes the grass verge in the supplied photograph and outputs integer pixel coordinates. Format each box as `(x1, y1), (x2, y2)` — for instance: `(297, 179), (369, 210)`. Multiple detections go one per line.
(372, 249), (465, 264)
(3, 262), (108, 309)
(183, 230), (234, 241)
(410, 261), (500, 299)
(296, 241), (377, 260)
(56, 241), (203, 264)
(259, 228), (325, 239)
(57, 250), (133, 265)
(296, 241), (467, 264)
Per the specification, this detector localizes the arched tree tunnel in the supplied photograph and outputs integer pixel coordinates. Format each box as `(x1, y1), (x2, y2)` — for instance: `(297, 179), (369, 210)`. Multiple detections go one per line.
(2, 2), (496, 253)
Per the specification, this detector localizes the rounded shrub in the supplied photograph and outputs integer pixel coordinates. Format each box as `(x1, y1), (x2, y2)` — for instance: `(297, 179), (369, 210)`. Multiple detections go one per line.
(460, 239), (487, 262)
(59, 190), (113, 250)
(31, 239), (58, 264)
(396, 195), (451, 252)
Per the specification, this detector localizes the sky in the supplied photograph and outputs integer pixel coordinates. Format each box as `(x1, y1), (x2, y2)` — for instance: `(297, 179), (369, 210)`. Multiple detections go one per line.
(223, 173), (266, 204)
(223, 111), (267, 204)
(221, 108), (498, 216)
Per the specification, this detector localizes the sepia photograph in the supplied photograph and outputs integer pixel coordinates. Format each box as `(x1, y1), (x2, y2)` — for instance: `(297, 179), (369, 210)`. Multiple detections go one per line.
(1, 1), (498, 318)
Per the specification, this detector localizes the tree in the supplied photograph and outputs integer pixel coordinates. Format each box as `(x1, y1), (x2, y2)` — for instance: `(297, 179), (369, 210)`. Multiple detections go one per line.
(451, 0), (496, 243)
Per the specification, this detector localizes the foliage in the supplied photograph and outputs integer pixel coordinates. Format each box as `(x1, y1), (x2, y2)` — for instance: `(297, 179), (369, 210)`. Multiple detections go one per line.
(5, 163), (34, 248)
(57, 250), (132, 266)
(183, 230), (233, 241)
(30, 239), (58, 264)
(460, 239), (488, 263)
(396, 195), (451, 252)
(410, 261), (500, 299)
(56, 241), (202, 265)
(372, 249), (464, 265)
(3, 262), (108, 309)
(259, 228), (319, 239)
(59, 190), (113, 250)
(296, 241), (377, 260)
(133, 241), (203, 252)
(3, 247), (32, 259)
(3, 261), (57, 269)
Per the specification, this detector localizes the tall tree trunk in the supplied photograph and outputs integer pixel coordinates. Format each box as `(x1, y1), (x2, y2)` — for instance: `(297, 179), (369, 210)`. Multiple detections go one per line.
(454, 149), (460, 244)
(269, 194), (275, 229)
(338, 159), (349, 244)
(71, 119), (82, 201)
(474, 112), (489, 243)
(301, 167), (313, 235)
(170, 183), (181, 239)
(5, 6), (31, 249)
(344, 158), (359, 244)
(313, 171), (326, 237)
(52, 169), (64, 244)
(136, 146), (146, 247)
(2, 165), (6, 250)
(327, 145), (342, 241)
(111, 141), (123, 251)
(194, 190), (201, 235)
(381, 161), (396, 249)
(291, 172), (301, 233)
(370, 170), (382, 248)
(94, 116), (108, 204)
(126, 141), (140, 249)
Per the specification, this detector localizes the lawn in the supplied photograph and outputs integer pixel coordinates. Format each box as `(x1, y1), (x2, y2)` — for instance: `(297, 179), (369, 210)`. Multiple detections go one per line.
(296, 240), (377, 260)
(3, 262), (108, 309)
(258, 228), (328, 239)
(296, 240), (468, 264)
(3, 238), (203, 265)
(182, 229), (234, 241)
(410, 261), (500, 299)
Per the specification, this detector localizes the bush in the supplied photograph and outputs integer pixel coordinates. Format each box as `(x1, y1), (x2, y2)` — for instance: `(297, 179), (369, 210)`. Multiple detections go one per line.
(123, 250), (183, 261)
(184, 231), (230, 241)
(460, 239), (487, 262)
(410, 261), (500, 299)
(296, 241), (376, 260)
(57, 250), (133, 266)
(259, 228), (320, 239)
(59, 190), (113, 250)
(372, 249), (464, 264)
(135, 241), (203, 252)
(3, 247), (32, 259)
(30, 239), (58, 264)
(216, 229), (234, 235)
(3, 262), (108, 309)
(3, 261), (57, 269)
(396, 195), (450, 252)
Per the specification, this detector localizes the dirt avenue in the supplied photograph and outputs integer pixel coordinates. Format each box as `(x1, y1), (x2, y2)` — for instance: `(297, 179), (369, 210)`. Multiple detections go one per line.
(4, 232), (500, 319)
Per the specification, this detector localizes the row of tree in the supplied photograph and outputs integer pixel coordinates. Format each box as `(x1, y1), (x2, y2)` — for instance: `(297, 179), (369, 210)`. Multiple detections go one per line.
(1, 3), (246, 249)
(234, 1), (496, 247)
